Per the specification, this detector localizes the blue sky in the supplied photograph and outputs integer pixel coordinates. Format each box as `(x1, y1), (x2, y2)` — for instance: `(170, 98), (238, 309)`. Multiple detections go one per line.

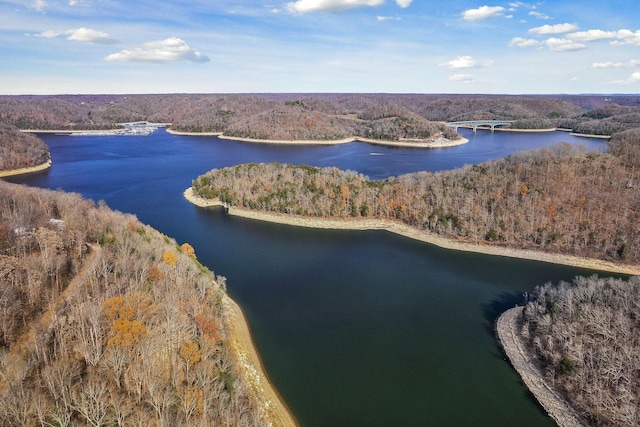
(1, 0), (639, 94)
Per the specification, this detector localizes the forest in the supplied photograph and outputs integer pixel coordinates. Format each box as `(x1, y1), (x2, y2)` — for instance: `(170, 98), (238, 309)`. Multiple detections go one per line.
(192, 128), (640, 265)
(522, 275), (640, 426)
(1, 94), (640, 140)
(0, 123), (50, 172)
(2, 93), (640, 425)
(0, 180), (267, 426)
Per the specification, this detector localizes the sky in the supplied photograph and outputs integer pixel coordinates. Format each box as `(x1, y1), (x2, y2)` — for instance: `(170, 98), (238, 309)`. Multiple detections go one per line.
(1, 0), (639, 94)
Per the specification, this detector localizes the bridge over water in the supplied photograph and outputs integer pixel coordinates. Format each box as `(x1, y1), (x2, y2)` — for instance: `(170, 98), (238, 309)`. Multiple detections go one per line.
(446, 120), (513, 132)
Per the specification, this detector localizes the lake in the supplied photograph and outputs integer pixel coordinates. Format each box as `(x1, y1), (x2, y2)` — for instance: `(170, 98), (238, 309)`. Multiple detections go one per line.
(8, 129), (610, 426)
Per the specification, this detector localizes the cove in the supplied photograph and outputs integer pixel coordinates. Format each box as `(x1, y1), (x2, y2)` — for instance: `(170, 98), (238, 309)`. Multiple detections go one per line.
(8, 129), (611, 426)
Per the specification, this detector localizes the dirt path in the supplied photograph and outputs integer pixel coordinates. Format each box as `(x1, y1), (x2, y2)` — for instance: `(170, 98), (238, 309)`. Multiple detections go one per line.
(496, 307), (586, 427)
(0, 244), (100, 394)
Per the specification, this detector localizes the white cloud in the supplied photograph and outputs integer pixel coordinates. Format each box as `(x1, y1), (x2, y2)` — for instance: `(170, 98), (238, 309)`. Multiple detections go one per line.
(286, 0), (384, 13)
(439, 56), (484, 85)
(31, 0), (47, 12)
(609, 71), (640, 85)
(616, 29), (640, 46)
(508, 37), (541, 48)
(377, 16), (400, 22)
(461, 5), (505, 21)
(440, 56), (477, 69)
(31, 28), (117, 44)
(567, 29), (617, 42)
(545, 38), (586, 52)
(592, 60), (640, 68)
(528, 11), (551, 20)
(509, 1), (536, 9)
(66, 28), (118, 44)
(35, 30), (62, 39)
(395, 0), (413, 7)
(104, 37), (210, 63)
(592, 61), (625, 68)
(529, 23), (578, 35)
(450, 74), (475, 82)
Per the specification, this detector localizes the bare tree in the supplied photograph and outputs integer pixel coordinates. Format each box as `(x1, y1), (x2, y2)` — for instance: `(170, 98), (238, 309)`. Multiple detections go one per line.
(71, 378), (111, 427)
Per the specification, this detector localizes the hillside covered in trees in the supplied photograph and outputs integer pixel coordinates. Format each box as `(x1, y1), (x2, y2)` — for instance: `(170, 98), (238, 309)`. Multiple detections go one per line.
(1, 94), (639, 139)
(192, 129), (640, 266)
(521, 275), (640, 426)
(0, 123), (50, 172)
(0, 181), (271, 426)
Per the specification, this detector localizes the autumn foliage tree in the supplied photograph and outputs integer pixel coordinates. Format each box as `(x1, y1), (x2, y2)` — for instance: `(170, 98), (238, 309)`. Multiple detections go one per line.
(180, 242), (196, 258)
(0, 180), (264, 426)
(193, 139), (639, 265)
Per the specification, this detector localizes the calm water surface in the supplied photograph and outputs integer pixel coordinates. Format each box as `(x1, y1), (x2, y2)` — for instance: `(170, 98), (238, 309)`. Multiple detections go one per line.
(9, 129), (610, 426)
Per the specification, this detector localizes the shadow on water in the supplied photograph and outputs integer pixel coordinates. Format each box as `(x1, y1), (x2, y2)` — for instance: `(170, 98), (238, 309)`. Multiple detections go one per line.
(482, 291), (525, 356)
(483, 291), (524, 329)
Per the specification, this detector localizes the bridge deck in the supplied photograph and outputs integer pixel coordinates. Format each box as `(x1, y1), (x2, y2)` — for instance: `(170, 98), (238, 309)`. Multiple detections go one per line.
(445, 120), (513, 132)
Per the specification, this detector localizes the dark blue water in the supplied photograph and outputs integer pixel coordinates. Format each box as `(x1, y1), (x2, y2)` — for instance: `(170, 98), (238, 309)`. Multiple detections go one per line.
(7, 129), (609, 426)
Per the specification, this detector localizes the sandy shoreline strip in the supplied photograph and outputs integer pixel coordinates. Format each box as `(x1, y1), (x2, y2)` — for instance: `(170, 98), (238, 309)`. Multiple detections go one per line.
(218, 134), (354, 145)
(497, 307), (586, 427)
(355, 136), (468, 148)
(221, 295), (298, 427)
(184, 187), (640, 275)
(492, 127), (557, 133)
(569, 132), (611, 139)
(0, 159), (52, 177)
(21, 129), (124, 134)
(168, 128), (468, 148)
(165, 128), (223, 137)
(456, 126), (611, 139)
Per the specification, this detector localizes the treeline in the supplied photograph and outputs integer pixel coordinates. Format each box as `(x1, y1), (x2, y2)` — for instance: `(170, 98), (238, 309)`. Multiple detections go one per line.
(222, 103), (352, 141)
(221, 102), (458, 141)
(2, 94), (639, 138)
(193, 130), (640, 265)
(521, 275), (640, 426)
(0, 181), (263, 426)
(0, 123), (50, 171)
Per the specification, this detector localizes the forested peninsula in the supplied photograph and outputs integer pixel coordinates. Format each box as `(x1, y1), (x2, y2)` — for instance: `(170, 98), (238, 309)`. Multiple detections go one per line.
(0, 123), (50, 177)
(507, 274), (640, 426)
(190, 129), (640, 270)
(0, 181), (294, 426)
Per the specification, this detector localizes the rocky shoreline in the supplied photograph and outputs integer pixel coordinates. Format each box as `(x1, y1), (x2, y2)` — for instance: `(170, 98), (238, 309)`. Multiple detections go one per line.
(185, 187), (639, 426)
(496, 307), (586, 427)
(221, 295), (298, 427)
(183, 188), (640, 276)
(168, 129), (468, 148)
